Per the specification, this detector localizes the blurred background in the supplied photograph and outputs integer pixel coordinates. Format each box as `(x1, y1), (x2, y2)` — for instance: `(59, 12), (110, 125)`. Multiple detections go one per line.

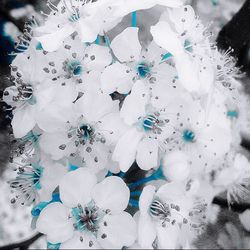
(0, 0), (249, 249)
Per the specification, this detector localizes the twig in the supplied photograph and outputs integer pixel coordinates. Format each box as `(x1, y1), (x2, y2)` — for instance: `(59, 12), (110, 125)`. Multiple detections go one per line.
(0, 233), (43, 250)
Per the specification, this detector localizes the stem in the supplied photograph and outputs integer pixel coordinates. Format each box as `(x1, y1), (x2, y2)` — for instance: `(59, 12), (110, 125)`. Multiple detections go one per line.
(0, 233), (43, 250)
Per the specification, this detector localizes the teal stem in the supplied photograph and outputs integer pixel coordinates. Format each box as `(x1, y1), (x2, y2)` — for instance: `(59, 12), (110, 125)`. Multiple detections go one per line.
(118, 171), (126, 178)
(95, 35), (100, 45)
(128, 167), (166, 190)
(129, 199), (139, 208)
(131, 11), (137, 27)
(47, 242), (61, 250)
(130, 191), (142, 197)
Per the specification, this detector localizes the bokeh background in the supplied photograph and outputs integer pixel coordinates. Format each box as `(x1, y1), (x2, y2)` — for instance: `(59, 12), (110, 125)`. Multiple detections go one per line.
(0, 0), (248, 249)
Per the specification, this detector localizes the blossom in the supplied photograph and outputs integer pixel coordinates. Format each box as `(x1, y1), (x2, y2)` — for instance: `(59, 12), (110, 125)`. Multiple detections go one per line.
(37, 34), (112, 82)
(213, 153), (250, 204)
(39, 88), (126, 173)
(101, 27), (171, 95)
(3, 77), (78, 138)
(112, 80), (177, 171)
(151, 5), (215, 93)
(36, 168), (136, 248)
(35, 0), (183, 52)
(138, 183), (206, 249)
(9, 153), (67, 205)
(162, 97), (232, 174)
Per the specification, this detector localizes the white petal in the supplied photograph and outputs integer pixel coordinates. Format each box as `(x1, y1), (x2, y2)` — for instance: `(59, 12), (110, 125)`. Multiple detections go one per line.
(75, 89), (118, 122)
(97, 112), (129, 146)
(12, 105), (36, 138)
(174, 54), (201, 92)
(111, 27), (141, 62)
(92, 176), (129, 213)
(138, 215), (156, 249)
(77, 18), (100, 43)
(97, 212), (137, 249)
(59, 168), (97, 208)
(136, 137), (159, 170)
(162, 151), (190, 182)
(112, 128), (143, 172)
(61, 232), (101, 249)
(39, 132), (75, 160)
(101, 62), (135, 94)
(120, 80), (149, 126)
(168, 5), (196, 34)
(84, 44), (112, 71)
(239, 210), (250, 231)
(36, 202), (73, 244)
(39, 161), (68, 202)
(198, 125), (231, 159)
(35, 24), (75, 52)
(139, 185), (156, 216)
(151, 21), (184, 56)
(156, 224), (180, 249)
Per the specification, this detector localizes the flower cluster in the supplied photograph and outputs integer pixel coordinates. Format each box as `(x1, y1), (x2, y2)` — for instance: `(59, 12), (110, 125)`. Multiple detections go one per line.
(3, 0), (250, 249)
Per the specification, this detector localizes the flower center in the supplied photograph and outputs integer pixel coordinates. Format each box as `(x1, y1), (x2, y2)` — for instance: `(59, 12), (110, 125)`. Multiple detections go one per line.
(16, 85), (36, 105)
(184, 39), (193, 52)
(66, 60), (83, 76)
(68, 8), (81, 22)
(77, 124), (94, 141)
(9, 163), (43, 205)
(142, 113), (166, 135)
(227, 110), (238, 119)
(182, 129), (195, 143)
(137, 62), (151, 78)
(72, 202), (102, 233)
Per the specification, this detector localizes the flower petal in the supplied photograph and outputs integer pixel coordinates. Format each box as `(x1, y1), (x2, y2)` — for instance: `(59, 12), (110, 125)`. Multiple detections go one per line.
(136, 137), (159, 170)
(36, 202), (73, 244)
(59, 168), (97, 208)
(138, 214), (156, 249)
(112, 128), (143, 172)
(12, 105), (36, 138)
(156, 224), (180, 249)
(151, 21), (184, 56)
(92, 176), (129, 213)
(101, 62), (135, 94)
(97, 212), (137, 249)
(35, 24), (75, 52)
(84, 44), (112, 71)
(111, 27), (141, 62)
(139, 185), (156, 216)
(60, 232), (101, 249)
(120, 80), (149, 126)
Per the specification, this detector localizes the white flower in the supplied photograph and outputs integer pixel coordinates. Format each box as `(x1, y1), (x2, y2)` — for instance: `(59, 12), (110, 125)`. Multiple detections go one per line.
(151, 5), (215, 93)
(162, 97), (232, 173)
(138, 183), (196, 249)
(3, 78), (77, 137)
(38, 34), (112, 82)
(39, 89), (126, 173)
(9, 153), (67, 205)
(35, 0), (183, 52)
(101, 27), (172, 95)
(36, 168), (136, 249)
(213, 153), (250, 204)
(112, 80), (176, 171)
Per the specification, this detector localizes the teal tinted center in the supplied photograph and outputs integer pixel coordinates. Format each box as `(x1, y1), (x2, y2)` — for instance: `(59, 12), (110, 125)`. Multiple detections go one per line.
(67, 60), (83, 76)
(137, 62), (151, 78)
(227, 110), (238, 119)
(143, 115), (157, 131)
(72, 202), (102, 233)
(182, 129), (195, 143)
(77, 124), (93, 140)
(184, 39), (193, 52)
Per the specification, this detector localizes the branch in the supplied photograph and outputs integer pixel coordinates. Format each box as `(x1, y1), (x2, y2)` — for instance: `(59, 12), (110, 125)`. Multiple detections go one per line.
(0, 233), (43, 250)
